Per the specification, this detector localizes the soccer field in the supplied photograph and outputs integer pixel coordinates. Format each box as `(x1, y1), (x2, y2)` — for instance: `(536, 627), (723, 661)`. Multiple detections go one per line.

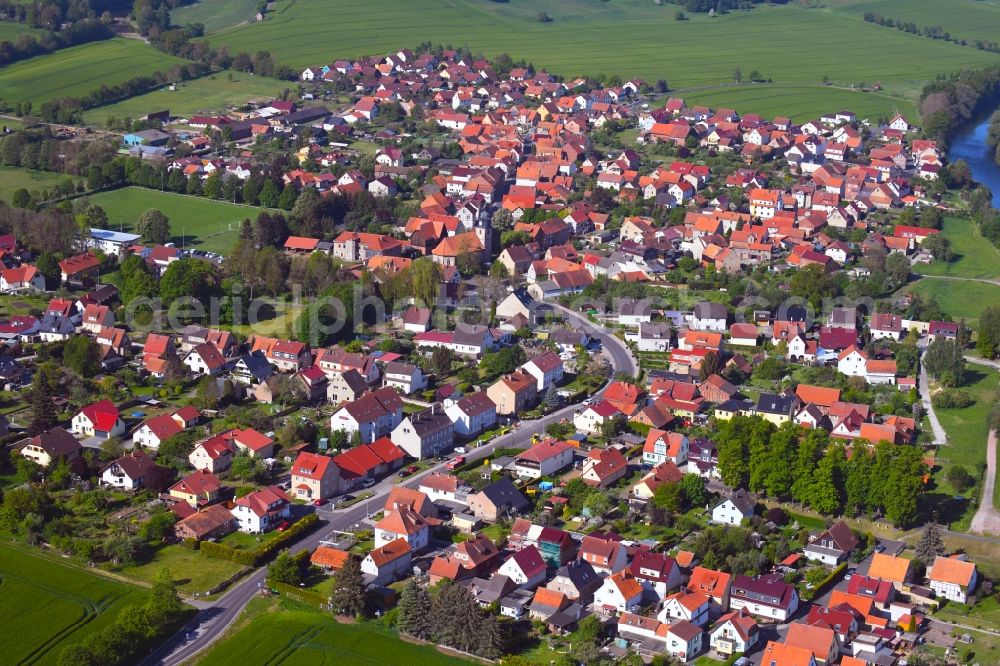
(0, 542), (147, 665)
(83, 187), (268, 253)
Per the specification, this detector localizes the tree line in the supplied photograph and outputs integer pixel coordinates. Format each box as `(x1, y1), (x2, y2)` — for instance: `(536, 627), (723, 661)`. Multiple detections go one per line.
(715, 416), (926, 526)
(0, 18), (114, 69)
(862, 12), (999, 54)
(919, 65), (1000, 145)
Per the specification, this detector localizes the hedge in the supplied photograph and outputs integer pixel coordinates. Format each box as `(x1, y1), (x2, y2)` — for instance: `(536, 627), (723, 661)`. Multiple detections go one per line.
(200, 513), (321, 567)
(268, 580), (327, 608)
(804, 562), (847, 601)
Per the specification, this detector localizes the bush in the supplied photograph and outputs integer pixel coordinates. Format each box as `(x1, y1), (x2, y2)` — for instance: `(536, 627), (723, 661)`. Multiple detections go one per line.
(198, 513), (320, 567)
(200, 540), (256, 566)
(932, 389), (974, 409)
(180, 538), (200, 550)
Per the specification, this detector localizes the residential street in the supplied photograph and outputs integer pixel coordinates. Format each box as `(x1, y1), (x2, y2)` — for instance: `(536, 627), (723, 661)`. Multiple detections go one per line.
(143, 306), (636, 666)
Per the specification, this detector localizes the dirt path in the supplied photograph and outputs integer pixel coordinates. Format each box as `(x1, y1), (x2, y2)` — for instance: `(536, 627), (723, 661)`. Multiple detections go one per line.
(970, 430), (1000, 536)
(919, 354), (947, 446)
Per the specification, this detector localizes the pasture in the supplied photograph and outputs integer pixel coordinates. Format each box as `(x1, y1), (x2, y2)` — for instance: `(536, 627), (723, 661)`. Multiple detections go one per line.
(912, 216), (1000, 281)
(0, 39), (185, 106)
(171, 0), (261, 34)
(0, 22), (42, 42)
(199, 600), (472, 666)
(671, 83), (916, 123)
(904, 277), (1000, 327)
(82, 72), (293, 126)
(0, 541), (147, 665)
(0, 166), (79, 206)
(82, 187), (266, 253)
(209, 0), (999, 91)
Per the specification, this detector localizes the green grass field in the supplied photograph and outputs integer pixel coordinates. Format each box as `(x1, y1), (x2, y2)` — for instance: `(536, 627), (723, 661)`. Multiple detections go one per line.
(913, 216), (1000, 280)
(0, 38), (186, 106)
(0, 22), (42, 42)
(904, 278), (1000, 327)
(835, 0), (1000, 46)
(82, 72), (293, 126)
(209, 0), (999, 92)
(931, 367), (1000, 520)
(0, 541), (147, 665)
(199, 600), (472, 666)
(82, 187), (268, 253)
(671, 83), (917, 122)
(172, 0), (262, 34)
(0, 166), (80, 206)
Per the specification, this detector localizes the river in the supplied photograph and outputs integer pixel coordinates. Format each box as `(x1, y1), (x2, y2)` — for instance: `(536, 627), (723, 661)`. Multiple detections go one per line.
(949, 110), (1000, 207)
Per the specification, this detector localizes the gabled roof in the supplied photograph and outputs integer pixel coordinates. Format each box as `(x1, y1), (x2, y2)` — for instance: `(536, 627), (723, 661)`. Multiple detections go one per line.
(78, 400), (121, 432)
(929, 555), (976, 587)
(868, 552), (911, 583)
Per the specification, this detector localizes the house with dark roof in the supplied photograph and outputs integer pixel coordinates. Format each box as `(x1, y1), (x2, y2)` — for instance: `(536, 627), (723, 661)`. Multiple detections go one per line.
(329, 386), (404, 443)
(712, 489), (756, 526)
(729, 573), (799, 621)
(547, 560), (603, 604)
(445, 391), (498, 437)
(391, 405), (454, 459)
(467, 477), (530, 522)
(751, 392), (799, 425)
(804, 520), (859, 566)
(100, 450), (162, 491)
(17, 427), (82, 468)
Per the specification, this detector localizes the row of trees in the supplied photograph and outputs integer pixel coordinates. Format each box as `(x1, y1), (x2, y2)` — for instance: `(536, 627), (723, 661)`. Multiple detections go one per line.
(715, 416), (926, 526)
(920, 65), (1000, 144)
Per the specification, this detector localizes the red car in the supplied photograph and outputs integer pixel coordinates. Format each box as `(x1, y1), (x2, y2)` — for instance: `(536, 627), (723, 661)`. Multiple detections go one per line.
(406, 465), (419, 474)
(275, 521), (290, 531)
(312, 498), (327, 507)
(446, 456), (466, 470)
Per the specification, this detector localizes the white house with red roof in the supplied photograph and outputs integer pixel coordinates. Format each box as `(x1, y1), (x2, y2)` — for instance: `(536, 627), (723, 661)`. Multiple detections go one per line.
(629, 550), (682, 601)
(131, 407), (199, 450)
(643, 429), (689, 466)
(218, 428), (275, 458)
(514, 440), (574, 479)
(189, 435), (236, 473)
(497, 544), (547, 589)
(183, 342), (229, 376)
(521, 351), (564, 393)
(594, 570), (645, 614)
(580, 447), (628, 488)
(573, 400), (622, 434)
(0, 265), (45, 293)
(71, 400), (125, 440)
(231, 485), (292, 533)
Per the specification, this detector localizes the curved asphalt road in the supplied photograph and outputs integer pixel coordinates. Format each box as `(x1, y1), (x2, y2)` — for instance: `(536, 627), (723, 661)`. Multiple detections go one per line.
(143, 306), (636, 666)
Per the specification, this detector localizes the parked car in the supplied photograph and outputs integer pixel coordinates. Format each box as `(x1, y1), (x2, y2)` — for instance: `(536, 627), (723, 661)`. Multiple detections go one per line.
(454, 446), (467, 454)
(359, 478), (376, 488)
(276, 520), (291, 531)
(312, 498), (327, 506)
(446, 456), (466, 470)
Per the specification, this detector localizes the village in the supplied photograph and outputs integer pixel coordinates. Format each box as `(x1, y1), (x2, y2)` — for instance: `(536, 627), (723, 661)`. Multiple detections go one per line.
(0, 44), (994, 666)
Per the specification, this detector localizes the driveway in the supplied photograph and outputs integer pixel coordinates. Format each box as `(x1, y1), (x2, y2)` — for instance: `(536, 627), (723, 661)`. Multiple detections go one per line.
(970, 430), (1000, 536)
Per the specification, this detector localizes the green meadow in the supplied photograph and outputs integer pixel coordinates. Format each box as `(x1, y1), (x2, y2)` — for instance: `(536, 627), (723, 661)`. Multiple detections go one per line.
(913, 216), (1000, 281)
(82, 72), (293, 126)
(0, 39), (186, 106)
(171, 0), (262, 34)
(835, 0), (1000, 46)
(905, 277), (1000, 327)
(0, 166), (80, 206)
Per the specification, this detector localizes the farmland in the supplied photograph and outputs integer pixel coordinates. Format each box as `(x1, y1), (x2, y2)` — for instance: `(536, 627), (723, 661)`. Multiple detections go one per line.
(670, 83), (917, 123)
(209, 0), (999, 92)
(0, 166), (80, 206)
(0, 39), (186, 106)
(171, 0), (262, 34)
(198, 598), (472, 666)
(835, 0), (1000, 46)
(0, 541), (147, 665)
(81, 187), (269, 253)
(82, 72), (294, 126)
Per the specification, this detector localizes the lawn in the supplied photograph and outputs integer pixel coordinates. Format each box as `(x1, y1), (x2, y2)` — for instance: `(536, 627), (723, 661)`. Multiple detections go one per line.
(82, 72), (293, 126)
(210, 0), (999, 91)
(171, 0), (262, 34)
(672, 83), (916, 123)
(0, 540), (148, 665)
(81, 187), (269, 253)
(913, 216), (1000, 280)
(0, 38), (186, 106)
(108, 544), (247, 596)
(0, 166), (81, 206)
(198, 599), (472, 665)
(904, 278), (1000, 327)
(0, 22), (42, 42)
